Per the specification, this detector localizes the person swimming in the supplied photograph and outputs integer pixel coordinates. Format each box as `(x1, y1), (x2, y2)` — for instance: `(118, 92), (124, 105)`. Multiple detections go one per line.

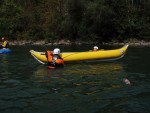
(46, 48), (64, 69)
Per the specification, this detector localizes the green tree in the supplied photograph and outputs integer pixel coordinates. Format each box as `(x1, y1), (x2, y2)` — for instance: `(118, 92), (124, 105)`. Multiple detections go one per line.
(80, 0), (116, 42)
(62, 0), (84, 42)
(0, 0), (23, 39)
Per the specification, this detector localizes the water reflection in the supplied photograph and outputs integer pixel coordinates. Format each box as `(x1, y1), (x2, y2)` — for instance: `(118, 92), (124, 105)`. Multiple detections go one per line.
(64, 62), (123, 76)
(62, 62), (126, 94)
(0, 54), (8, 69)
(0, 54), (11, 78)
(32, 65), (64, 82)
(32, 62), (125, 85)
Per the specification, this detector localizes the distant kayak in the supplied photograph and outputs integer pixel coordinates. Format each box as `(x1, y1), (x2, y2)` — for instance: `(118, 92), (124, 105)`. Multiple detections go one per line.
(0, 48), (11, 54)
(30, 44), (129, 64)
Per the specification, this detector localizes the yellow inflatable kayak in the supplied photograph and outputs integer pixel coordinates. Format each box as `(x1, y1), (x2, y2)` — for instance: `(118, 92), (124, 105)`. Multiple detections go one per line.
(30, 44), (129, 64)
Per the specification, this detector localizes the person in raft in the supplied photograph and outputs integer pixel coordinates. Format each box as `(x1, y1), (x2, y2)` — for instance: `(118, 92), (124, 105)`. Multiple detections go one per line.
(93, 46), (99, 51)
(46, 48), (64, 69)
(0, 37), (9, 49)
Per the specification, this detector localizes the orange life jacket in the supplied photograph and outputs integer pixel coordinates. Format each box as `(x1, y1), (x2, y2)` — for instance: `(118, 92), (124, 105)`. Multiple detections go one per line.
(46, 51), (53, 62)
(55, 59), (64, 65)
(46, 50), (64, 68)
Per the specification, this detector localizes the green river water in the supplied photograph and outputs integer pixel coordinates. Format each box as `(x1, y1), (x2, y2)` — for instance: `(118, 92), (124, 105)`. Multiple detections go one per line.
(0, 45), (150, 113)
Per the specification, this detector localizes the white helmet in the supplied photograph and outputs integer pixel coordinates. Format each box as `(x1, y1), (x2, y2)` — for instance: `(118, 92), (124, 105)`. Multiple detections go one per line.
(93, 46), (98, 50)
(53, 48), (60, 54)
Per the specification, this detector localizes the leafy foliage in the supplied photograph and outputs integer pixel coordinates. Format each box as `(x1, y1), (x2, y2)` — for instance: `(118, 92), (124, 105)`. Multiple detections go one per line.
(0, 0), (150, 42)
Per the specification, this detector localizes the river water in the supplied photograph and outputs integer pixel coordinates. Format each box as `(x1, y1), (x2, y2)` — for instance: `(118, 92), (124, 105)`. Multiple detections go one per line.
(0, 45), (150, 113)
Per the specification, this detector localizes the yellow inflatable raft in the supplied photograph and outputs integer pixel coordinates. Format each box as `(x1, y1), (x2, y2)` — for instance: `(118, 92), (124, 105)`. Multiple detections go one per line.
(30, 44), (129, 64)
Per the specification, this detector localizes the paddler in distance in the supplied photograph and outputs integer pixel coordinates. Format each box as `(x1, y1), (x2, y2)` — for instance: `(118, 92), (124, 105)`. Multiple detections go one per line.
(0, 37), (9, 49)
(93, 46), (99, 51)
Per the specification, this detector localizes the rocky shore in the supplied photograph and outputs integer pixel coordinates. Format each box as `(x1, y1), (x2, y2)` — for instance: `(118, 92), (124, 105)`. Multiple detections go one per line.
(8, 39), (150, 46)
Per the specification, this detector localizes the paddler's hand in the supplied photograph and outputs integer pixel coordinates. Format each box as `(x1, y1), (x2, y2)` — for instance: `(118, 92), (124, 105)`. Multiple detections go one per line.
(52, 60), (56, 65)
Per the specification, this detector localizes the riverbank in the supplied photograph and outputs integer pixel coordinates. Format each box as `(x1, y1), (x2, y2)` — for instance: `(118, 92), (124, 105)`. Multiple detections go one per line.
(8, 39), (150, 46)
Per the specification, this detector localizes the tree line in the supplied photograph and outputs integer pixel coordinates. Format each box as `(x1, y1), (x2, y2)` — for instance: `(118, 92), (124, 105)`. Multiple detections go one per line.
(0, 0), (150, 43)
